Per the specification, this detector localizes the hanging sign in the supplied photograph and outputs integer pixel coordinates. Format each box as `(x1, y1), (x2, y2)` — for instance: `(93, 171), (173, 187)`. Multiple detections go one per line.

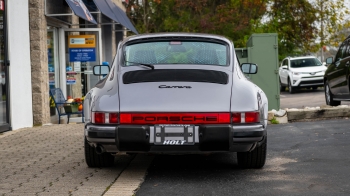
(67, 77), (77, 85)
(68, 35), (96, 62)
(73, 61), (81, 72)
(69, 48), (96, 62)
(68, 35), (96, 48)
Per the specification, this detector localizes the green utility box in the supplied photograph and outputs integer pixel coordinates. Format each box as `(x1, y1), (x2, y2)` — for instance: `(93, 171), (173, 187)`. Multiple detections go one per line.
(235, 33), (280, 110)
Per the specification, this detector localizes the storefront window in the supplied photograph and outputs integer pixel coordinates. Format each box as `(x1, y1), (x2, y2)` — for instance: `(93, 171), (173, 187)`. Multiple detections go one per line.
(47, 29), (58, 116)
(0, 9), (7, 125)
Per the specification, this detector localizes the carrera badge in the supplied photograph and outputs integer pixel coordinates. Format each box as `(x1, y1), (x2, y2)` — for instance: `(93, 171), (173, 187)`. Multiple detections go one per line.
(159, 85), (191, 89)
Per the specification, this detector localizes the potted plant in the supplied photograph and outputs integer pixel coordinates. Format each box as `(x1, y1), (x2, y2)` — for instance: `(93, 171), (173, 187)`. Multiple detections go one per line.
(63, 97), (84, 113)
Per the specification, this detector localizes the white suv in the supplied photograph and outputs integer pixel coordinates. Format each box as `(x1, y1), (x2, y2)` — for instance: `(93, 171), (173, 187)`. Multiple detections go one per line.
(279, 56), (327, 93)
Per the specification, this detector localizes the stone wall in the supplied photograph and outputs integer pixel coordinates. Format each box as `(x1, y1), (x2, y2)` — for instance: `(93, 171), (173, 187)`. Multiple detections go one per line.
(27, 0), (127, 125)
(29, 0), (50, 125)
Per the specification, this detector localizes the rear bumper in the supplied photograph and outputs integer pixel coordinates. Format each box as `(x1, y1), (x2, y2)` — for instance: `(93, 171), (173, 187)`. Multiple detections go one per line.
(85, 124), (266, 153)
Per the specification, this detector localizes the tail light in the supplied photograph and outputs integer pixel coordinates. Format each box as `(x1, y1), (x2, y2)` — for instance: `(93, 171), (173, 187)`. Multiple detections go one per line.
(92, 112), (119, 124)
(232, 112), (260, 124)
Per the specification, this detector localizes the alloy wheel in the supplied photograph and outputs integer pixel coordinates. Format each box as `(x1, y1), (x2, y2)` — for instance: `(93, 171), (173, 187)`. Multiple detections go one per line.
(288, 79), (294, 94)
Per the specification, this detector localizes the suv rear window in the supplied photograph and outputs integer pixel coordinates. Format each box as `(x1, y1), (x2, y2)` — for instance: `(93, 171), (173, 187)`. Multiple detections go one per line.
(290, 58), (322, 68)
(124, 41), (228, 66)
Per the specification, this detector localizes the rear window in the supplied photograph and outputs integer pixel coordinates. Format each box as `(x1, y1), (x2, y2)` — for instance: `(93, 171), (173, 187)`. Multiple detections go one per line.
(290, 58), (322, 68)
(123, 41), (228, 66)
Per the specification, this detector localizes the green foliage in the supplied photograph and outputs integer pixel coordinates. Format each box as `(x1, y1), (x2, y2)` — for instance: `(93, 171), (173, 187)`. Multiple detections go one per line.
(270, 117), (279, 124)
(313, 0), (349, 48)
(261, 0), (319, 60)
(49, 96), (55, 107)
(126, 0), (268, 48)
(125, 0), (349, 61)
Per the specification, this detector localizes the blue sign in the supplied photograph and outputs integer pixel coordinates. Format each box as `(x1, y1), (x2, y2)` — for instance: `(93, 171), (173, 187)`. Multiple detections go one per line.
(69, 48), (96, 62)
(67, 78), (77, 85)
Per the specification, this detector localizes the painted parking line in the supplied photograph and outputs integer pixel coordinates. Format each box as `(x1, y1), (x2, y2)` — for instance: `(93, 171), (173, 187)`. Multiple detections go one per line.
(104, 154), (154, 196)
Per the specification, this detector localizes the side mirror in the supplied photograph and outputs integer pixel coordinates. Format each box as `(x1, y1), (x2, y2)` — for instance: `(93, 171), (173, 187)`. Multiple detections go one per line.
(326, 57), (333, 64)
(241, 63), (258, 74)
(281, 65), (288, 69)
(93, 65), (110, 76)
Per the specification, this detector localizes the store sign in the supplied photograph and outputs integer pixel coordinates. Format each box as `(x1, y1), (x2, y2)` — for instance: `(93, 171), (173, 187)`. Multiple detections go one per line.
(74, 62), (81, 72)
(68, 35), (96, 62)
(69, 48), (96, 62)
(67, 77), (76, 85)
(68, 35), (96, 48)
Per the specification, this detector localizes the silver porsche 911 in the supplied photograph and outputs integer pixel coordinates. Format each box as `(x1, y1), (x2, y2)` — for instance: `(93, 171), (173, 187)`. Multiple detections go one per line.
(83, 33), (268, 169)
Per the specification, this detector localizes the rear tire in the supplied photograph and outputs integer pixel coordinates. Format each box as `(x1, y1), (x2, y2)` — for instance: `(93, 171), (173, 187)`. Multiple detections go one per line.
(325, 81), (340, 106)
(237, 137), (267, 169)
(280, 79), (285, 92)
(288, 78), (295, 94)
(84, 137), (115, 167)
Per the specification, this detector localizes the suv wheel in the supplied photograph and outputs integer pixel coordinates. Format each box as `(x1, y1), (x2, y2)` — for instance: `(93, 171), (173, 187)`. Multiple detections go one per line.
(325, 81), (340, 106)
(288, 78), (295, 94)
(280, 79), (285, 92)
(237, 136), (267, 169)
(84, 137), (115, 167)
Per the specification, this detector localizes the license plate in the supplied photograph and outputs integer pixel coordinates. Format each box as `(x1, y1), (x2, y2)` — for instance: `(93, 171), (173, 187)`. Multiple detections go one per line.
(154, 125), (195, 145)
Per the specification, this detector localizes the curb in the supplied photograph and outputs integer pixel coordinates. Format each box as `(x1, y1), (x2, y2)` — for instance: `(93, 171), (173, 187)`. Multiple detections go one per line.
(268, 105), (350, 124)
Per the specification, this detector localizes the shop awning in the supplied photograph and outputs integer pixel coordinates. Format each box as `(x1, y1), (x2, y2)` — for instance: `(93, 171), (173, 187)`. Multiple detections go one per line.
(65, 0), (97, 24)
(93, 0), (138, 34)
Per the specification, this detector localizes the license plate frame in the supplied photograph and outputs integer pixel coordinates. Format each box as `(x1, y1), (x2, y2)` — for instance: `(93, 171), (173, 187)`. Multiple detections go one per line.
(154, 125), (195, 145)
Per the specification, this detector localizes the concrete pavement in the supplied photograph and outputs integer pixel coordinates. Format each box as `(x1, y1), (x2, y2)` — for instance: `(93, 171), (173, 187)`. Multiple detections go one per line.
(0, 124), (144, 196)
(268, 105), (350, 124)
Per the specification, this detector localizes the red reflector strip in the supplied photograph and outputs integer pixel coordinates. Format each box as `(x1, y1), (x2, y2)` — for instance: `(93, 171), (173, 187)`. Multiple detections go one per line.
(120, 113), (131, 123)
(119, 113), (231, 124)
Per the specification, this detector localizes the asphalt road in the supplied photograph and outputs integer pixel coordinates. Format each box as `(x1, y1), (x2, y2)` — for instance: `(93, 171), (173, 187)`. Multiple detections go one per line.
(136, 118), (350, 196)
(280, 87), (350, 109)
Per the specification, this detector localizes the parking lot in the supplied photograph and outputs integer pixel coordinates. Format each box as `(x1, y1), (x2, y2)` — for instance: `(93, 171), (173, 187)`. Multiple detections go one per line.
(136, 119), (350, 196)
(1, 90), (350, 196)
(280, 87), (350, 109)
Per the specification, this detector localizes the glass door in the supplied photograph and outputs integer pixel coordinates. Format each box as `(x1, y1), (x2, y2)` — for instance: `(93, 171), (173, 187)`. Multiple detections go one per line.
(0, 0), (10, 132)
(47, 28), (59, 116)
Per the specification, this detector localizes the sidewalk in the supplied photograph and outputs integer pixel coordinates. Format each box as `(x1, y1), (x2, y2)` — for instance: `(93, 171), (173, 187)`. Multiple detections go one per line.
(268, 105), (350, 124)
(0, 124), (134, 196)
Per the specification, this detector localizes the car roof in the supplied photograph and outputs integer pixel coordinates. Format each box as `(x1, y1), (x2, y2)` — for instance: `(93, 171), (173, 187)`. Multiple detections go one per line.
(120, 32), (232, 45)
(284, 56), (318, 60)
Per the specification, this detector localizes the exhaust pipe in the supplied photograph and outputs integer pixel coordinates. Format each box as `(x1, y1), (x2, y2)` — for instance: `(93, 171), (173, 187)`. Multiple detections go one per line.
(95, 145), (105, 154)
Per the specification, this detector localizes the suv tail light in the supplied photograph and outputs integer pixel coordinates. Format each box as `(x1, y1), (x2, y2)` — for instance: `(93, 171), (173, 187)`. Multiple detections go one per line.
(232, 112), (260, 123)
(92, 112), (119, 124)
